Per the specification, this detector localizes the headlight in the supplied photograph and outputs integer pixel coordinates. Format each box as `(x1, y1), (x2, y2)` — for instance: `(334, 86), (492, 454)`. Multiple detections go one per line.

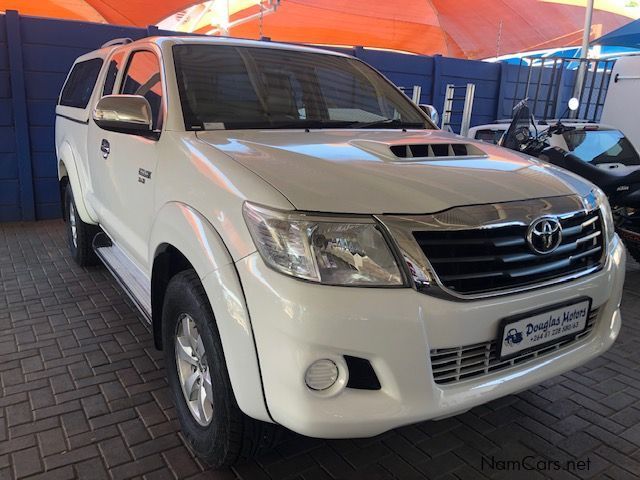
(593, 187), (615, 243)
(243, 202), (404, 286)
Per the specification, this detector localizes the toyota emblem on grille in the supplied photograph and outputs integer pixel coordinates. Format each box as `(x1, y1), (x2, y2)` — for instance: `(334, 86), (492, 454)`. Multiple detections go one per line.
(527, 217), (562, 254)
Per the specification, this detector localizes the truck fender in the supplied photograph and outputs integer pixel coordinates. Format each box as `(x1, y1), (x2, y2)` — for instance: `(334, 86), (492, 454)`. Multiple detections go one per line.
(57, 141), (99, 224)
(148, 202), (271, 422)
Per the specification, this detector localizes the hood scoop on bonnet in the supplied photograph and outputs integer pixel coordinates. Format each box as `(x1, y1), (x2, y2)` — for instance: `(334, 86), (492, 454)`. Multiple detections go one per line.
(389, 143), (486, 159)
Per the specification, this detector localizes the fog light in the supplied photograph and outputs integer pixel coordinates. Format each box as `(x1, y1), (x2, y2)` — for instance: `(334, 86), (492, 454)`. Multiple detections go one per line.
(305, 359), (339, 391)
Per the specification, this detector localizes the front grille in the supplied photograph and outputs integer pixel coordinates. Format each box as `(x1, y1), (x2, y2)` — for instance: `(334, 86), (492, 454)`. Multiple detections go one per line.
(413, 209), (603, 295)
(430, 307), (600, 385)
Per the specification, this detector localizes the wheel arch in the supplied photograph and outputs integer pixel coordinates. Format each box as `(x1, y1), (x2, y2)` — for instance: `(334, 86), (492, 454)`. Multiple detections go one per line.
(59, 174), (70, 220)
(148, 202), (271, 422)
(151, 243), (192, 349)
(57, 141), (98, 224)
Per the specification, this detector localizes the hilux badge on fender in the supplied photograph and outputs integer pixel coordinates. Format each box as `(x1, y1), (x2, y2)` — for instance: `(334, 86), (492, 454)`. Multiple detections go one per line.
(527, 217), (562, 254)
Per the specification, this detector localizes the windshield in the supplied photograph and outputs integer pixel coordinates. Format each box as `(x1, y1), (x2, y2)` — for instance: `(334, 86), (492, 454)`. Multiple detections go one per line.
(172, 44), (432, 130)
(499, 99), (532, 151)
(562, 129), (640, 166)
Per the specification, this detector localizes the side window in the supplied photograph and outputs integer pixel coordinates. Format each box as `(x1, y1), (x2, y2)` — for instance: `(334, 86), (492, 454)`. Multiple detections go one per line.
(121, 51), (163, 130)
(59, 58), (103, 108)
(102, 51), (126, 97)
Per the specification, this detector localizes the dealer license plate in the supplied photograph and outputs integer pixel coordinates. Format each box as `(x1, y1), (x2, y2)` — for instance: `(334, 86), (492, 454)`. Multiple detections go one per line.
(499, 298), (592, 360)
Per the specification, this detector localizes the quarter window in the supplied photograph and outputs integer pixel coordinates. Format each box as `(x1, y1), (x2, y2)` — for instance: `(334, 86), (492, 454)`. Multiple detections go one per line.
(102, 51), (126, 97)
(59, 58), (103, 108)
(121, 51), (164, 130)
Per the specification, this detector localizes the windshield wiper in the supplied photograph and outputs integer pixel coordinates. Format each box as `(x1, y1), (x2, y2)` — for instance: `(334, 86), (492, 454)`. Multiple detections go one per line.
(266, 120), (355, 129)
(346, 118), (426, 129)
(200, 120), (352, 130)
(200, 119), (427, 130)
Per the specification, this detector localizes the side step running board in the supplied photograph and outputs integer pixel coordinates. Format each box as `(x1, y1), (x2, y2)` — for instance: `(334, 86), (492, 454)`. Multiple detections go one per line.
(93, 232), (152, 323)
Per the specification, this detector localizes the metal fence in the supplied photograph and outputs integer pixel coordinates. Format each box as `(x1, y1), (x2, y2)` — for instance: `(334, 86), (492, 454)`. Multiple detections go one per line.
(510, 56), (615, 122)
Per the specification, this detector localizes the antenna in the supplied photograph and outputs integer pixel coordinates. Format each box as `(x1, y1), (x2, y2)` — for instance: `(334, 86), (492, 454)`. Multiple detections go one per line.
(259, 0), (264, 39)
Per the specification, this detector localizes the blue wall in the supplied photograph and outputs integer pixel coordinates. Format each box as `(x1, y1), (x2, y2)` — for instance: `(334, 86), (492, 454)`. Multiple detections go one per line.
(0, 12), (174, 222)
(0, 14), (19, 222)
(0, 11), (594, 222)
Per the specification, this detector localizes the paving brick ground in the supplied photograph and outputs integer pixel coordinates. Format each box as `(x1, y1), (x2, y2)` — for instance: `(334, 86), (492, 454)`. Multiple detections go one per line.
(0, 220), (639, 480)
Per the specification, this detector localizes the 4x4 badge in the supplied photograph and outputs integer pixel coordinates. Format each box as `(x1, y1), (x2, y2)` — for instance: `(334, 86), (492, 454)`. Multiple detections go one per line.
(138, 168), (152, 184)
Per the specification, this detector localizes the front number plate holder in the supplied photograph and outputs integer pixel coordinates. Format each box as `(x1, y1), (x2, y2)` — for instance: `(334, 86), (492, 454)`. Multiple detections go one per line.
(498, 297), (592, 360)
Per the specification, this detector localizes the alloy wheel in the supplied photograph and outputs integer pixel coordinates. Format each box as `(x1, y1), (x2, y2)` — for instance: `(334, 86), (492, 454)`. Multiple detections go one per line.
(69, 201), (78, 248)
(175, 313), (214, 426)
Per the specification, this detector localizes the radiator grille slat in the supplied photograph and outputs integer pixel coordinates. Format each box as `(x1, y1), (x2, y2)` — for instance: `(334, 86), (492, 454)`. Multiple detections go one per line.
(414, 210), (604, 295)
(430, 308), (599, 385)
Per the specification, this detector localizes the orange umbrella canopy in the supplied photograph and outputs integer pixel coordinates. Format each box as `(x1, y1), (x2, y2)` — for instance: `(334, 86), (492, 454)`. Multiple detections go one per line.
(0, 0), (634, 59)
(0, 0), (201, 25)
(224, 0), (633, 58)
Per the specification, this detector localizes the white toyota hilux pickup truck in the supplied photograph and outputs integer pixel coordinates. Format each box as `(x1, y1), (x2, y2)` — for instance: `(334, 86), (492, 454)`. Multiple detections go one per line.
(56, 36), (626, 467)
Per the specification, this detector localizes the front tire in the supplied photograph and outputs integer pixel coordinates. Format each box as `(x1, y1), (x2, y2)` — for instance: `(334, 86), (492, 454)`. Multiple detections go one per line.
(64, 183), (99, 266)
(162, 270), (278, 468)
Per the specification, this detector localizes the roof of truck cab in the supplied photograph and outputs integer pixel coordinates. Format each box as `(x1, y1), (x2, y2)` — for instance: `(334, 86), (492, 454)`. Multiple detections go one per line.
(152, 36), (351, 57)
(73, 35), (352, 65)
(71, 44), (120, 64)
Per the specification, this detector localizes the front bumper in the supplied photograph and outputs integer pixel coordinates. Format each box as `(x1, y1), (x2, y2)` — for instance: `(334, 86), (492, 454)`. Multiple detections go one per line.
(236, 235), (626, 438)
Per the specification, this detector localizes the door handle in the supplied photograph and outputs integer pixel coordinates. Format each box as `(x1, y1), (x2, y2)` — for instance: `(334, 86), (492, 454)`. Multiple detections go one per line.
(100, 139), (110, 159)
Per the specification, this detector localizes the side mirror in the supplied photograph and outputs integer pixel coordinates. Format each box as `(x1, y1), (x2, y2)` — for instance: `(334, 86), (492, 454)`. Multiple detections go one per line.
(93, 95), (153, 136)
(419, 104), (440, 127)
(568, 97), (579, 112)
